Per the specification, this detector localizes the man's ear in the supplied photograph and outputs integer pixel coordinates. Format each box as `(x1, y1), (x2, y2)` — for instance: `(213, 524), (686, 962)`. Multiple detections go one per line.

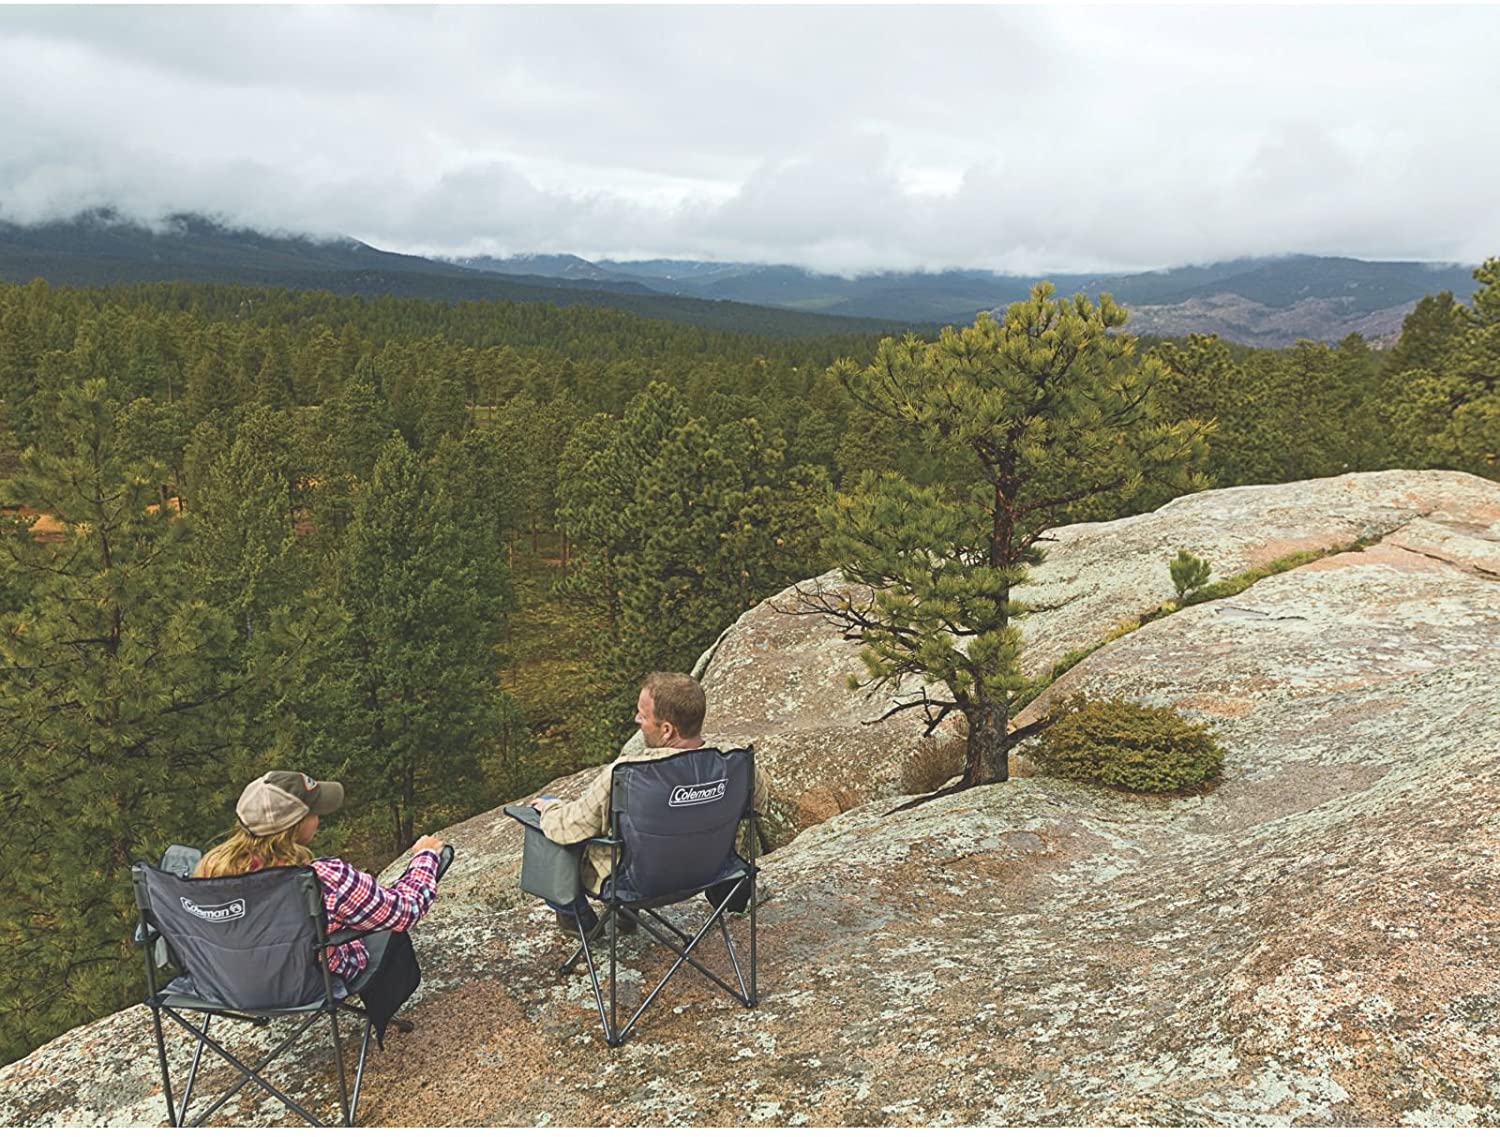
(658, 721), (679, 744)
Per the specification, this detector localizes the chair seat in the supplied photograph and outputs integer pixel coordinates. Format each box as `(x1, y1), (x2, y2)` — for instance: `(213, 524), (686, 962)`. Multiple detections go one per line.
(606, 852), (751, 907)
(154, 973), (347, 1014)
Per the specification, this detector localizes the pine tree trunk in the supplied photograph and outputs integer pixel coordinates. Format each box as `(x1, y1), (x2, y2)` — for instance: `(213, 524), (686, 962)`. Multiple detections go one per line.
(962, 697), (1010, 785)
(399, 742), (416, 851)
(391, 803), (405, 859)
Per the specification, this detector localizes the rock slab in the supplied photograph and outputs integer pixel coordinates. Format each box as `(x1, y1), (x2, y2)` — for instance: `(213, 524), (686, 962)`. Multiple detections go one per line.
(2, 470), (1497, 1125)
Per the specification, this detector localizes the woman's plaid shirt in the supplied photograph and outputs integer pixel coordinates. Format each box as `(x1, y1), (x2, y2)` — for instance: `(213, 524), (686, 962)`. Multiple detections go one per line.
(312, 849), (440, 979)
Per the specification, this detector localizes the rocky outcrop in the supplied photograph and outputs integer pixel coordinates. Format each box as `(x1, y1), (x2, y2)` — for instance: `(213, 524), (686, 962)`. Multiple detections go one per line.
(673, 571), (966, 832)
(1123, 293), (1418, 348)
(654, 469), (1500, 826)
(2, 470), (1497, 1125)
(1012, 467), (1499, 676)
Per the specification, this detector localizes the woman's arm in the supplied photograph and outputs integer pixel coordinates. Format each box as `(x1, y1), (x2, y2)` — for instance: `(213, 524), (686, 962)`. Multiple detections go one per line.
(315, 846), (441, 933)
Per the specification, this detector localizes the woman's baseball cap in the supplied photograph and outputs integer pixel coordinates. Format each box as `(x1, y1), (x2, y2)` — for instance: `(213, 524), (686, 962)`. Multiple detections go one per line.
(236, 771), (345, 837)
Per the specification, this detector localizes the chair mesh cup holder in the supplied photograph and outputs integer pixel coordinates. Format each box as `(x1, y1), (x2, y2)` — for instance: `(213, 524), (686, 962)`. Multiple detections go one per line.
(507, 745), (762, 1046)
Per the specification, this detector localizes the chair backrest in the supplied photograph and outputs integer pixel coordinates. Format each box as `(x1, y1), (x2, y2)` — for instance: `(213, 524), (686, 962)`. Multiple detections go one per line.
(610, 746), (753, 901)
(132, 861), (328, 1011)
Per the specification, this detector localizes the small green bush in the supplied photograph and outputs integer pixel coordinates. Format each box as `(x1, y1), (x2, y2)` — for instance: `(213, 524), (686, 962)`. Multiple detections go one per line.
(1169, 548), (1212, 599)
(1033, 695), (1224, 793)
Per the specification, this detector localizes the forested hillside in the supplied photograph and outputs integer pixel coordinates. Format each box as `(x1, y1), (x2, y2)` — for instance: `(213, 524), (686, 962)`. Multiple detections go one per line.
(0, 261), (1495, 1065)
(0, 214), (908, 339)
(3, 213), (1480, 344)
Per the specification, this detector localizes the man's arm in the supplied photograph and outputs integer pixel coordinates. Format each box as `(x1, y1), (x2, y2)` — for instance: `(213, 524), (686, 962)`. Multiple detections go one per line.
(534, 764), (613, 845)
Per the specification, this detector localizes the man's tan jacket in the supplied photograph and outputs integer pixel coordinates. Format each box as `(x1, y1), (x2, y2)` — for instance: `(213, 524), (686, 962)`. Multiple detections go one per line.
(538, 743), (769, 892)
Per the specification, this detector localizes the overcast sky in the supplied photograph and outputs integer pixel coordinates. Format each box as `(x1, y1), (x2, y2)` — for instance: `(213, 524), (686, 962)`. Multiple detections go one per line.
(2, 5), (1498, 274)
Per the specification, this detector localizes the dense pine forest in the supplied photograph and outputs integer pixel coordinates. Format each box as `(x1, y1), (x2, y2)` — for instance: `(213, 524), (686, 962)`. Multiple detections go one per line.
(1, 261), (1496, 1064)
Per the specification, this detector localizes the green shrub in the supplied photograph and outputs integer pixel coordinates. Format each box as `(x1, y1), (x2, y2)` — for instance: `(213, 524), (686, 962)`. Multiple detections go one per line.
(1033, 695), (1224, 793)
(1169, 548), (1212, 599)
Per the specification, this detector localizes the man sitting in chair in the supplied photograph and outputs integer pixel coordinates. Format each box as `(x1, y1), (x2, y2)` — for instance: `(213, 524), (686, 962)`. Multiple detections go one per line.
(530, 671), (768, 934)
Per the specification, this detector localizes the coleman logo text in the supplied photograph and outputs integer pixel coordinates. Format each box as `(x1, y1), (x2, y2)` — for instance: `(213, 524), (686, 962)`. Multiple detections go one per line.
(669, 779), (727, 807)
(181, 897), (246, 923)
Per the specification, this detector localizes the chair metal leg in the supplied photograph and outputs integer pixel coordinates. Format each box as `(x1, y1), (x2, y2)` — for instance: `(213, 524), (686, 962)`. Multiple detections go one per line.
(618, 891), (744, 1043)
(716, 914), (752, 1007)
(149, 1005), (179, 1128)
(347, 1017), (374, 1124)
(635, 908), (748, 1003)
(556, 871), (761, 1045)
(649, 909), (694, 945)
(608, 903), (619, 1045)
(570, 911), (612, 1042)
(560, 909), (609, 974)
(161, 1008), (325, 1127)
(177, 1014), (211, 1119)
(328, 1007), (351, 1126)
(748, 876), (759, 1007)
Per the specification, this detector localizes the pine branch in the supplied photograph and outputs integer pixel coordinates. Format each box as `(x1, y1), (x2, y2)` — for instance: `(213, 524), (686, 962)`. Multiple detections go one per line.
(862, 691), (961, 736)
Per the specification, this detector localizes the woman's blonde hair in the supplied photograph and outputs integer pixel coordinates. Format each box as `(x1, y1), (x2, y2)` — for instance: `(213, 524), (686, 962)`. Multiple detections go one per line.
(195, 822), (314, 878)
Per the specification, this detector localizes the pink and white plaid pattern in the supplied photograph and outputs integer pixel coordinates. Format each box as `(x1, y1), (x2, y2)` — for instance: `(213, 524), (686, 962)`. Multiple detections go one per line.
(312, 850), (440, 979)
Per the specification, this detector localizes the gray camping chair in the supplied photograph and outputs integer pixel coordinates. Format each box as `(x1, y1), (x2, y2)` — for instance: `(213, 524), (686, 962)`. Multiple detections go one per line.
(506, 745), (760, 1046)
(131, 844), (453, 1127)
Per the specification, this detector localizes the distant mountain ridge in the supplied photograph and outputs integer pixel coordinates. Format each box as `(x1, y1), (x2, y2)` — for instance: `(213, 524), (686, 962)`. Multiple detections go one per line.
(448, 253), (631, 283)
(0, 210), (1481, 346)
(0, 211), (904, 339)
(470, 250), (1481, 346)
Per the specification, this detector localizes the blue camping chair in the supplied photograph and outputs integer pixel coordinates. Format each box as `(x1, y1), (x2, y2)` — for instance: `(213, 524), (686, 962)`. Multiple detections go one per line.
(507, 746), (761, 1045)
(131, 844), (453, 1126)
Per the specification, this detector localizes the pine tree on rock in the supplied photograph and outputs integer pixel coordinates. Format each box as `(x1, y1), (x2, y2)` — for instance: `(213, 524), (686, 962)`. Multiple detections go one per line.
(801, 287), (1211, 788)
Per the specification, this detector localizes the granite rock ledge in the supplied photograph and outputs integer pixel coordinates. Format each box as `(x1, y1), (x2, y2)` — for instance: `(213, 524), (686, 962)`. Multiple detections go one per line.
(2, 470), (1497, 1125)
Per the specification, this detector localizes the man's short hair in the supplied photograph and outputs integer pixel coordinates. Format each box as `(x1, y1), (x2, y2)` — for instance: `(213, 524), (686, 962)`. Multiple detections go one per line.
(642, 672), (706, 738)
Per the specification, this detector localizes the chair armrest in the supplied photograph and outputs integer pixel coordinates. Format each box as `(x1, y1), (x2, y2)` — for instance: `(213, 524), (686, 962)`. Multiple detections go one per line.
(503, 804), (544, 832)
(133, 920), (159, 946)
(325, 929), (366, 949)
(507, 804), (618, 849)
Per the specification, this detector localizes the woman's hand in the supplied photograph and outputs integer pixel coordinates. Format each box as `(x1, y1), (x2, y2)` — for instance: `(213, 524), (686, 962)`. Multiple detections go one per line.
(411, 834), (444, 856)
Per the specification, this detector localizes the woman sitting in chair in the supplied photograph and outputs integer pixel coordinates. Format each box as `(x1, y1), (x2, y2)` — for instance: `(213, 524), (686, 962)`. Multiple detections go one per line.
(196, 770), (443, 987)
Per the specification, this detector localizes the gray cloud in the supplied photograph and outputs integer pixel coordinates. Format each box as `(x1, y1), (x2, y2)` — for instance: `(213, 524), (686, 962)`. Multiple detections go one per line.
(1, 5), (1497, 273)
